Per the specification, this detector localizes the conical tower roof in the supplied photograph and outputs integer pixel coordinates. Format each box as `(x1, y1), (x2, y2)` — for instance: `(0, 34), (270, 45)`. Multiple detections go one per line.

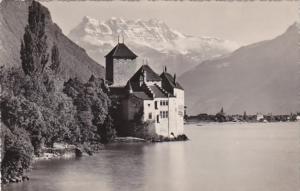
(105, 43), (137, 59)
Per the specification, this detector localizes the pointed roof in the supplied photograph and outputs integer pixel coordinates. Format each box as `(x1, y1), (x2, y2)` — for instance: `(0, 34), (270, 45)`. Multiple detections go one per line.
(148, 84), (169, 98)
(105, 43), (137, 59)
(160, 72), (184, 90)
(125, 81), (152, 100)
(129, 65), (161, 83)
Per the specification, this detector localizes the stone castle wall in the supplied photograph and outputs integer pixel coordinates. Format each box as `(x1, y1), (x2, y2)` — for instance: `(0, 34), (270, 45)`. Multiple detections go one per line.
(113, 58), (137, 87)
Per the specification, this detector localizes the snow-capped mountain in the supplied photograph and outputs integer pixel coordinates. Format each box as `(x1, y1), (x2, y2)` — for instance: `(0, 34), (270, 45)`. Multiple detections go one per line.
(179, 23), (300, 115)
(68, 16), (239, 75)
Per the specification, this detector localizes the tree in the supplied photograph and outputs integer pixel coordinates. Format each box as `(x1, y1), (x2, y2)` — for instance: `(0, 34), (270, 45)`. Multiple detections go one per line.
(63, 76), (115, 144)
(1, 96), (46, 155)
(1, 125), (34, 181)
(243, 111), (248, 121)
(20, 0), (49, 76)
(50, 44), (60, 74)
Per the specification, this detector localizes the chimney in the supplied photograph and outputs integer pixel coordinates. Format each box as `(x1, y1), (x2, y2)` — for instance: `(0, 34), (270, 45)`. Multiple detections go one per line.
(127, 82), (133, 94)
(139, 69), (144, 87)
(143, 70), (147, 82)
(173, 74), (176, 84)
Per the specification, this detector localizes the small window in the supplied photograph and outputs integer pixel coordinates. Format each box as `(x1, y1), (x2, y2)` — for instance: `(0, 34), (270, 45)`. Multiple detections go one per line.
(160, 101), (162, 106)
(139, 75), (143, 85)
(166, 111), (169, 118)
(155, 101), (158, 109)
(157, 115), (160, 123)
(148, 113), (152, 119)
(148, 104), (150, 107)
(160, 111), (163, 118)
(163, 111), (165, 118)
(166, 101), (168, 106)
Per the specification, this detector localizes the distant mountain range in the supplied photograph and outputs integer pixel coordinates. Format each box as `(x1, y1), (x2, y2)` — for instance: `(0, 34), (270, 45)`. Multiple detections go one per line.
(68, 16), (239, 75)
(179, 23), (300, 115)
(0, 0), (104, 81)
(1, 0), (298, 115)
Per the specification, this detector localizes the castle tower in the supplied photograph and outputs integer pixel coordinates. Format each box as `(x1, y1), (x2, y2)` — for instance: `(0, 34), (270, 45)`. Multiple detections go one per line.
(105, 41), (138, 87)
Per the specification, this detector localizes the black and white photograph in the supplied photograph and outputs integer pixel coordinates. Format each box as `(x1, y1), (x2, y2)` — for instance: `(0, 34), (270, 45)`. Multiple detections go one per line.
(0, 0), (299, 190)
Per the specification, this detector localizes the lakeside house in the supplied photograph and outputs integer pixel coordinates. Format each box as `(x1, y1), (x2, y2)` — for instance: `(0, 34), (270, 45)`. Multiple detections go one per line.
(105, 42), (184, 137)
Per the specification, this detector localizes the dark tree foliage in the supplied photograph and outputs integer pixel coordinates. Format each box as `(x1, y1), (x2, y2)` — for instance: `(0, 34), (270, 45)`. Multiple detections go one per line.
(63, 76), (115, 144)
(50, 44), (60, 74)
(1, 96), (47, 155)
(20, 0), (49, 76)
(98, 115), (115, 144)
(1, 0), (114, 183)
(1, 125), (34, 181)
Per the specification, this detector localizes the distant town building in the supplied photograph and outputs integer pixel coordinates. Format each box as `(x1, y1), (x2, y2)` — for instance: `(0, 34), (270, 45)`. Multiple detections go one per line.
(105, 42), (184, 137)
(256, 113), (264, 122)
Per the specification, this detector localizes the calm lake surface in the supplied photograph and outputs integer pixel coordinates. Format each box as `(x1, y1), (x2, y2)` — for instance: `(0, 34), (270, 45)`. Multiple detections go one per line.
(3, 122), (300, 191)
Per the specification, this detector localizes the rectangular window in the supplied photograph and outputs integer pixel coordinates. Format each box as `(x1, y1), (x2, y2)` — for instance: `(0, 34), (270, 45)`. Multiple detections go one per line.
(157, 115), (160, 123)
(166, 111), (169, 118)
(163, 111), (165, 118)
(148, 113), (152, 119)
(160, 101), (162, 106)
(160, 111), (163, 118)
(148, 104), (150, 107)
(166, 101), (168, 106)
(155, 101), (158, 109)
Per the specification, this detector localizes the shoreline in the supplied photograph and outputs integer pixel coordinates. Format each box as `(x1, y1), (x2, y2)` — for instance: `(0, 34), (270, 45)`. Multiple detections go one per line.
(1, 135), (189, 185)
(185, 120), (300, 125)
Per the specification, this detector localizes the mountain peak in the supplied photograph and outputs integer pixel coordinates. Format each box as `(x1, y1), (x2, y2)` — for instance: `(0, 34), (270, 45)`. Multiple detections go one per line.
(82, 16), (97, 23)
(68, 16), (239, 75)
(70, 16), (185, 44)
(81, 16), (100, 28)
(179, 23), (299, 115)
(286, 22), (300, 33)
(0, 0), (104, 81)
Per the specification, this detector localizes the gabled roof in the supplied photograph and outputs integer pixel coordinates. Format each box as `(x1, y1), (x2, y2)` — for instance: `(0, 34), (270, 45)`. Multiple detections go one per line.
(125, 81), (153, 100)
(149, 85), (169, 98)
(131, 92), (152, 100)
(105, 43), (137, 59)
(160, 72), (184, 90)
(129, 65), (162, 83)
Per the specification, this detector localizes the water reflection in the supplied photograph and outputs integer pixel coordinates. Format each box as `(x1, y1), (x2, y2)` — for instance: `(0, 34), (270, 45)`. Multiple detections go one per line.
(2, 122), (300, 191)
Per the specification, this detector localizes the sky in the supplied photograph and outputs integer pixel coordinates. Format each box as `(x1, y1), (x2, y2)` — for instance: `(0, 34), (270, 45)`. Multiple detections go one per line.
(42, 1), (298, 46)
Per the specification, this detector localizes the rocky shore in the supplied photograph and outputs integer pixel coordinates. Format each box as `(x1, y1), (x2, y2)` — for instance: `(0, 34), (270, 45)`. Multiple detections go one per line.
(0, 142), (104, 185)
(1, 135), (188, 185)
(112, 134), (189, 143)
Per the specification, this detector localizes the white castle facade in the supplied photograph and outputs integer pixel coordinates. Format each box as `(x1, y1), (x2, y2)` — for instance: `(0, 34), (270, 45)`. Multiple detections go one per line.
(105, 42), (184, 137)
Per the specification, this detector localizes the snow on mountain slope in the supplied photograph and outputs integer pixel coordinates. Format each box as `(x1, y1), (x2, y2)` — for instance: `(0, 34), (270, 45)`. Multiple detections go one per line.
(68, 16), (239, 75)
(179, 23), (300, 115)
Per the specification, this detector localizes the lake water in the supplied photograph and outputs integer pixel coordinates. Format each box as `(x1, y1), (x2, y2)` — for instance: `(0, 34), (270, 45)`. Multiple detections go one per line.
(2, 122), (300, 191)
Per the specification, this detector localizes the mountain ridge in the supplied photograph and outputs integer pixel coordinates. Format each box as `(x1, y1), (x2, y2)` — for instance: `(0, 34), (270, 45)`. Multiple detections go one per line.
(0, 0), (104, 81)
(68, 16), (239, 76)
(179, 22), (300, 115)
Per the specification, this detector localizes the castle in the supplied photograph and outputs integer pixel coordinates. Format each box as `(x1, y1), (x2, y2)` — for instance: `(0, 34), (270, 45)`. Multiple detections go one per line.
(105, 42), (184, 138)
